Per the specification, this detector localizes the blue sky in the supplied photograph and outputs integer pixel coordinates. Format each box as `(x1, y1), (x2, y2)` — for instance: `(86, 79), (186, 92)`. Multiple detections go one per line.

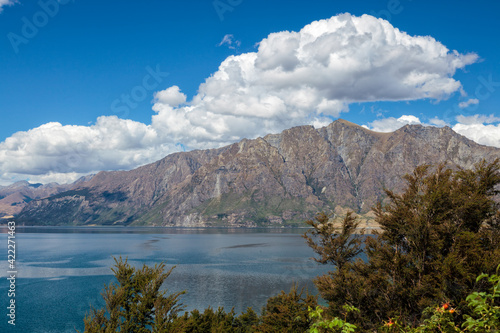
(0, 0), (499, 185)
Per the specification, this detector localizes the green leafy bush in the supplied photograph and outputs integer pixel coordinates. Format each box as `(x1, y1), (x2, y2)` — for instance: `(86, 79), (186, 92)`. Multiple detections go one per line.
(308, 305), (358, 333)
(255, 284), (318, 332)
(79, 257), (185, 332)
(304, 159), (500, 330)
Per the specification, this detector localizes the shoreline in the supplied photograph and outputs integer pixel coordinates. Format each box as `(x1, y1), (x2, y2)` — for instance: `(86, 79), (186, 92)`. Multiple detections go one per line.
(0, 224), (378, 235)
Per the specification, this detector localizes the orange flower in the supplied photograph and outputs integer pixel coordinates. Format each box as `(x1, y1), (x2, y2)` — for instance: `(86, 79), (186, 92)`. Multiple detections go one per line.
(385, 319), (394, 326)
(442, 303), (449, 310)
(449, 308), (455, 314)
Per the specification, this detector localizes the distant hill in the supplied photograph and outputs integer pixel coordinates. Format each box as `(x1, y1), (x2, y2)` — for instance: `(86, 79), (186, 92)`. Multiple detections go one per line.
(0, 181), (73, 218)
(14, 120), (500, 227)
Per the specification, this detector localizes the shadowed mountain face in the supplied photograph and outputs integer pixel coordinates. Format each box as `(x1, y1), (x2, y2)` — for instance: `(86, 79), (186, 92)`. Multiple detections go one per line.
(15, 120), (500, 227)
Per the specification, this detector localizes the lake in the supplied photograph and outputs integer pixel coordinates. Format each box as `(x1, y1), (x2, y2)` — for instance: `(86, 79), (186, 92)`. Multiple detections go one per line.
(0, 227), (331, 333)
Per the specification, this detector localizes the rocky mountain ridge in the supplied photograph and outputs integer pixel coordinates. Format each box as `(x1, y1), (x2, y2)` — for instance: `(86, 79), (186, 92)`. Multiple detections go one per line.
(14, 120), (500, 227)
(0, 181), (76, 218)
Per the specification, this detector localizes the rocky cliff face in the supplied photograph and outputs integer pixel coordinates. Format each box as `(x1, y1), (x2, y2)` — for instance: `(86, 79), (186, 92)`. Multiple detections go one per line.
(15, 120), (500, 226)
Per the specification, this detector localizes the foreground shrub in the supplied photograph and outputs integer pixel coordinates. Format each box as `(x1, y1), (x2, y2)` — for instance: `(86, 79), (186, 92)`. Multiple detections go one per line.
(308, 305), (358, 333)
(79, 257), (185, 332)
(304, 159), (500, 329)
(404, 265), (500, 332)
(81, 258), (314, 332)
(255, 285), (318, 332)
(307, 268), (500, 332)
(174, 307), (258, 333)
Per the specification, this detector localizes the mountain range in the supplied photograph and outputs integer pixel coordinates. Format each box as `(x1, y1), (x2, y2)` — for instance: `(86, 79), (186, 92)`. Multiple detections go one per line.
(7, 119), (500, 227)
(0, 178), (90, 218)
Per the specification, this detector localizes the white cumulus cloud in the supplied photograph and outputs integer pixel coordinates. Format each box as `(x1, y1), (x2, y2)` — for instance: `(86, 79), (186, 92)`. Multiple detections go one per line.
(0, 13), (480, 185)
(0, 117), (178, 185)
(151, 13), (477, 149)
(453, 122), (500, 148)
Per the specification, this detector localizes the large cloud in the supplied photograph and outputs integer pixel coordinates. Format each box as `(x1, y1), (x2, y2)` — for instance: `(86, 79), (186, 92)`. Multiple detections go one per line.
(0, 14), (480, 184)
(151, 13), (477, 147)
(0, 117), (177, 184)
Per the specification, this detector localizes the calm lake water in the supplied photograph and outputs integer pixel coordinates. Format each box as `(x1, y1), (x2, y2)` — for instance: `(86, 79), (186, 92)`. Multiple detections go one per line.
(0, 227), (330, 333)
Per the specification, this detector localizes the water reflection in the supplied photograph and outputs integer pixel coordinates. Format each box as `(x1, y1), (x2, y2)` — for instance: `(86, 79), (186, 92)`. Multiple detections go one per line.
(0, 228), (329, 333)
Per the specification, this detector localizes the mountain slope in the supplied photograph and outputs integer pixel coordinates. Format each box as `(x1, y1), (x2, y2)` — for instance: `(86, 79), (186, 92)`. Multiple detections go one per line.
(0, 181), (77, 218)
(16, 120), (500, 226)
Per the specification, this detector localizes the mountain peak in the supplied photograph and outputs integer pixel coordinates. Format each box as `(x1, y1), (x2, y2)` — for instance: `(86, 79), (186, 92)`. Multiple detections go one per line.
(332, 118), (362, 127)
(15, 120), (500, 227)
